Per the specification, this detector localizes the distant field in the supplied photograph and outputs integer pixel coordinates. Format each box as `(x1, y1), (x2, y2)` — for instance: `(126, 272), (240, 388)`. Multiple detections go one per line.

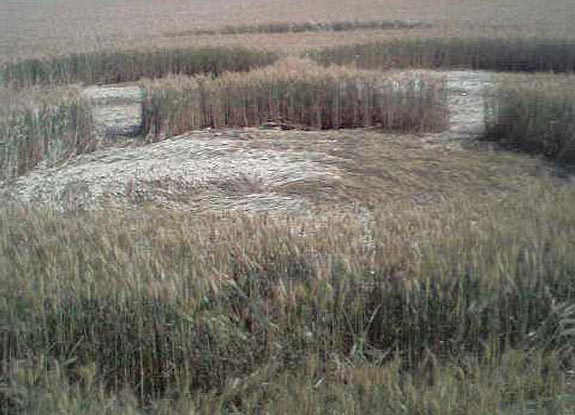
(2, 0), (575, 62)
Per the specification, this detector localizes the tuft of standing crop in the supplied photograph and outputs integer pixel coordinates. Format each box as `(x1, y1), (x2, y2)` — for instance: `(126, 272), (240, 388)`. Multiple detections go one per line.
(3, 47), (279, 88)
(485, 73), (575, 162)
(142, 58), (448, 137)
(0, 86), (94, 178)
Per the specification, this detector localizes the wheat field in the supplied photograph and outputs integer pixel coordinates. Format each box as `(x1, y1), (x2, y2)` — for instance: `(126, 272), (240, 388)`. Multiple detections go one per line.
(1, 1), (575, 414)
